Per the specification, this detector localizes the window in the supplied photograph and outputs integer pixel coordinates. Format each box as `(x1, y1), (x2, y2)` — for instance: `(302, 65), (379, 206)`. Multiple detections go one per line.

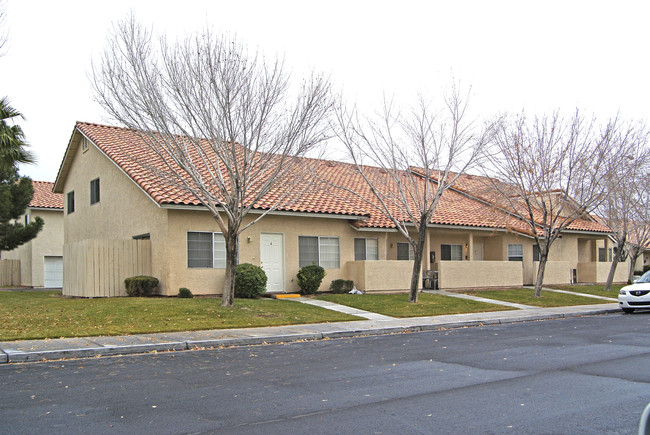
(24, 213), (30, 225)
(598, 247), (606, 262)
(608, 248), (613, 262)
(299, 236), (340, 268)
(354, 238), (379, 261)
(533, 245), (540, 262)
(441, 244), (462, 261)
(508, 244), (524, 262)
(397, 242), (415, 260)
(187, 231), (226, 268)
(90, 178), (100, 205)
(67, 191), (75, 214)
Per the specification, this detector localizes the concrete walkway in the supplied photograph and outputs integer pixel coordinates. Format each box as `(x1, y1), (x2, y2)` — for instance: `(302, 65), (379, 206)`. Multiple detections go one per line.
(530, 286), (619, 301)
(295, 297), (395, 320)
(423, 289), (537, 309)
(0, 296), (621, 365)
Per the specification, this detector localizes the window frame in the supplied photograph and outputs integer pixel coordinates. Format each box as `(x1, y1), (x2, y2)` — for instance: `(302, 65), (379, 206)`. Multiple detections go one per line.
(533, 244), (540, 262)
(90, 177), (100, 205)
(440, 244), (463, 261)
(187, 231), (227, 269)
(354, 238), (379, 261)
(507, 243), (524, 262)
(298, 235), (340, 269)
(67, 191), (75, 214)
(397, 242), (415, 261)
(24, 213), (30, 226)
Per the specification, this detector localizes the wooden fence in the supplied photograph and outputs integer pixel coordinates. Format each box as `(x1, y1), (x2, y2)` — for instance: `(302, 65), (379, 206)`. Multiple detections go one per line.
(0, 260), (21, 287)
(64, 239), (152, 297)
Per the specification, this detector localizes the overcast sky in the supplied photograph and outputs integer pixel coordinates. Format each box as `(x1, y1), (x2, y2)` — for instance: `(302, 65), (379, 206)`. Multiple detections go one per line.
(1, 0), (649, 181)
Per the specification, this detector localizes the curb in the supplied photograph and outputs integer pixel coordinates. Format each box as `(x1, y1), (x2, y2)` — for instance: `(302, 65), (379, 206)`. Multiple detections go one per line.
(0, 307), (621, 364)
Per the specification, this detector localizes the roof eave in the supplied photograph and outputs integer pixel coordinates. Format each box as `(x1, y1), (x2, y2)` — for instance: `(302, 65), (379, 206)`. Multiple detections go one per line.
(53, 124), (83, 193)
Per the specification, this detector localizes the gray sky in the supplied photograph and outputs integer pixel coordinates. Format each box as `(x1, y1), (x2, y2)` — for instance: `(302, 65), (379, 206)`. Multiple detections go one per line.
(1, 0), (649, 181)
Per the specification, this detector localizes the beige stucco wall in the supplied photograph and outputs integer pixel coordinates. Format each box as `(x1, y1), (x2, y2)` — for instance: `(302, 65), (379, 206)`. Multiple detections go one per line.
(532, 261), (570, 285)
(438, 260), (523, 288)
(1, 208), (63, 287)
(346, 260), (414, 291)
(60, 134), (170, 294)
(577, 260), (630, 283)
(164, 210), (393, 295)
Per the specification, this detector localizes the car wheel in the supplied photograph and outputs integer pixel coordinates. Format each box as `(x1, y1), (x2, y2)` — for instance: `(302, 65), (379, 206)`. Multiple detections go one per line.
(622, 308), (635, 314)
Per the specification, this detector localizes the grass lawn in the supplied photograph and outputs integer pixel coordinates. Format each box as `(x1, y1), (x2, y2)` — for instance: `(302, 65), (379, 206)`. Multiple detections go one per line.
(317, 292), (516, 318)
(547, 284), (624, 298)
(0, 291), (360, 341)
(462, 288), (615, 307)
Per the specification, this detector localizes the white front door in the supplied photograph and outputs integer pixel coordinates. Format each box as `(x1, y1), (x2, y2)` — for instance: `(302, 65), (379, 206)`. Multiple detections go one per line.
(260, 233), (285, 292)
(43, 256), (63, 288)
(473, 243), (483, 261)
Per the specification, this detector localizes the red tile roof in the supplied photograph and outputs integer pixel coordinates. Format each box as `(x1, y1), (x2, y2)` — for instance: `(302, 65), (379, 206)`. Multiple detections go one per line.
(411, 167), (610, 234)
(29, 181), (63, 209)
(62, 122), (610, 235)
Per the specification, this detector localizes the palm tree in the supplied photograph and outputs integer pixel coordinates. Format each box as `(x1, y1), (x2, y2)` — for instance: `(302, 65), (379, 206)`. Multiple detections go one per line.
(0, 97), (34, 169)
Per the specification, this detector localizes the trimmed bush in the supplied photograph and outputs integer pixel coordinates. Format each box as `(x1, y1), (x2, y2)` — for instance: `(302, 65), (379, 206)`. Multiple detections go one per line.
(330, 279), (354, 294)
(124, 276), (159, 297)
(644, 265), (650, 274)
(234, 263), (267, 298)
(178, 287), (193, 298)
(297, 265), (326, 295)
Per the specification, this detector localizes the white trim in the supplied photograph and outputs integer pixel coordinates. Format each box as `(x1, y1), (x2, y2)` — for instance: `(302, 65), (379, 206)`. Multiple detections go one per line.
(29, 207), (63, 212)
(186, 230), (226, 269)
(350, 225), (399, 233)
(298, 235), (341, 269)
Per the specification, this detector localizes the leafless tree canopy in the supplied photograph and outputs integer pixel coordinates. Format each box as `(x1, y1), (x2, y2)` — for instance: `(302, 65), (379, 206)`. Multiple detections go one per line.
(92, 15), (333, 306)
(486, 111), (617, 296)
(625, 171), (650, 282)
(596, 120), (650, 288)
(336, 88), (491, 302)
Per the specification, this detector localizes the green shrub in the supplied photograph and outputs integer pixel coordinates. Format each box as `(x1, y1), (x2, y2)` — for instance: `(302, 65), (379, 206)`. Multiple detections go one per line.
(330, 279), (354, 294)
(124, 276), (159, 297)
(234, 263), (267, 298)
(178, 287), (193, 298)
(644, 265), (650, 274)
(297, 265), (326, 295)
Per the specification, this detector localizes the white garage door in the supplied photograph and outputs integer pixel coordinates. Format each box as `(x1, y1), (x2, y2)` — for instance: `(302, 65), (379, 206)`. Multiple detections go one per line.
(43, 256), (63, 288)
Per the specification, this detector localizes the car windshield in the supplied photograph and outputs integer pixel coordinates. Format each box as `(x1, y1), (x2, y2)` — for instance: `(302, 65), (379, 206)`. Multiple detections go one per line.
(637, 271), (650, 283)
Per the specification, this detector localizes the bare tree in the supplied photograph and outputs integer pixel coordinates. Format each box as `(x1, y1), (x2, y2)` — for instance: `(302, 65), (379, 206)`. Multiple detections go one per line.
(599, 121), (650, 290)
(486, 111), (614, 297)
(335, 88), (491, 303)
(92, 16), (333, 306)
(626, 175), (650, 283)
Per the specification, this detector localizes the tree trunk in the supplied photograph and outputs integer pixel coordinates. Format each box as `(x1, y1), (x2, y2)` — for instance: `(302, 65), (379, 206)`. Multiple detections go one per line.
(604, 258), (618, 292)
(221, 230), (239, 307)
(604, 239), (626, 291)
(408, 223), (428, 303)
(627, 247), (641, 284)
(533, 255), (547, 297)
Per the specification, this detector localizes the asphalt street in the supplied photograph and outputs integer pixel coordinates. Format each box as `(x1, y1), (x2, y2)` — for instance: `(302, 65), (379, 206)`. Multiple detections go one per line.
(1, 313), (649, 434)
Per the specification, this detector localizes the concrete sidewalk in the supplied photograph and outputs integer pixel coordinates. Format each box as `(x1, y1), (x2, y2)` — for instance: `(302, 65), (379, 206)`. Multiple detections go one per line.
(0, 298), (621, 364)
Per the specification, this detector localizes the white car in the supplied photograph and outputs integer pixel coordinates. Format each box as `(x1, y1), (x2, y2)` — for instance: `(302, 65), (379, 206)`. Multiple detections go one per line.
(618, 271), (650, 313)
